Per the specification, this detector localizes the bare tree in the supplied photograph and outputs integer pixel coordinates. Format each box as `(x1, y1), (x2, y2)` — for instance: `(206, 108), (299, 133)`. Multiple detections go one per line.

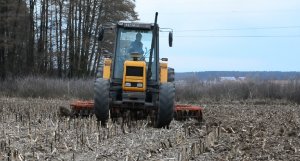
(0, 0), (30, 79)
(0, 0), (138, 79)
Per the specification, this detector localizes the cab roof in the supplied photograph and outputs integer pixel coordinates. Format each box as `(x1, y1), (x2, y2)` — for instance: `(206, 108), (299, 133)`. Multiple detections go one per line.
(117, 21), (156, 29)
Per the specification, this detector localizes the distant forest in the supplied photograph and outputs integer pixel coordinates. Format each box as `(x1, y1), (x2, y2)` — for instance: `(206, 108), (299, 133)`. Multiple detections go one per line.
(176, 71), (300, 81)
(0, 0), (138, 80)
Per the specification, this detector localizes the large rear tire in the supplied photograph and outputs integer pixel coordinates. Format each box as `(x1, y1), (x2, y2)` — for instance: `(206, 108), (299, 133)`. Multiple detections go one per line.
(167, 67), (175, 82)
(156, 82), (175, 128)
(94, 78), (109, 125)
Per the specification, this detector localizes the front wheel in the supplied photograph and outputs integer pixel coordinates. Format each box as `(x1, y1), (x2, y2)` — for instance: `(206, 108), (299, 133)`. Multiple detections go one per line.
(156, 82), (175, 128)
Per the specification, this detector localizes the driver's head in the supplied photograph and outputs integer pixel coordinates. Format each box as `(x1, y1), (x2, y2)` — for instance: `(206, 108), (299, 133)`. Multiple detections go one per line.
(136, 32), (142, 41)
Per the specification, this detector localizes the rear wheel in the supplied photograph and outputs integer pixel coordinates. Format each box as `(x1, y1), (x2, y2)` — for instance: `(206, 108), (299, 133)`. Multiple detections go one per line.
(94, 78), (109, 125)
(167, 67), (175, 82)
(156, 82), (175, 128)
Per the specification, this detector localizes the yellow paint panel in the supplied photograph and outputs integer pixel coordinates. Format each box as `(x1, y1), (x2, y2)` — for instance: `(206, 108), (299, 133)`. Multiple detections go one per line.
(122, 61), (146, 92)
(160, 62), (168, 83)
(103, 58), (111, 80)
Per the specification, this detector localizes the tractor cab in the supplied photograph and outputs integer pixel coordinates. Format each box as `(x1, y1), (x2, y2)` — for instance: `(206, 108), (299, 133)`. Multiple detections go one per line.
(113, 22), (159, 85)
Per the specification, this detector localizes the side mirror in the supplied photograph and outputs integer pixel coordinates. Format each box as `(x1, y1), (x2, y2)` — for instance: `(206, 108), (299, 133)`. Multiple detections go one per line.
(168, 31), (173, 47)
(98, 28), (104, 41)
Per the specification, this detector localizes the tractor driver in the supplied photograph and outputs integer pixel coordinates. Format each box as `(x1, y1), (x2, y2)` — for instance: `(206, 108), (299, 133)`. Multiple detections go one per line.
(128, 32), (144, 55)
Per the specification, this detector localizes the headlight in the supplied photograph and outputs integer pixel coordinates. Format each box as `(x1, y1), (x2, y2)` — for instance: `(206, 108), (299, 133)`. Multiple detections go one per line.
(137, 83), (143, 88)
(125, 82), (131, 87)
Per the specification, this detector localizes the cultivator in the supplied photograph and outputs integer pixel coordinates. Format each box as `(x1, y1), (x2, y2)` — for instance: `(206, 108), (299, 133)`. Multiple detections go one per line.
(174, 104), (203, 121)
(69, 100), (203, 122)
(70, 100), (94, 116)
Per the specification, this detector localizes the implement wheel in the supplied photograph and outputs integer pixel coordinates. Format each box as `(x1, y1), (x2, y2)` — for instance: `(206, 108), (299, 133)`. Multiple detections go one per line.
(156, 82), (175, 128)
(94, 78), (109, 126)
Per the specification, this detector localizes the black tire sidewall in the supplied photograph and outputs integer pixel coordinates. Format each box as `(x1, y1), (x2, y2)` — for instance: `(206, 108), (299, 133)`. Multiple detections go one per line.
(156, 82), (175, 128)
(94, 78), (109, 124)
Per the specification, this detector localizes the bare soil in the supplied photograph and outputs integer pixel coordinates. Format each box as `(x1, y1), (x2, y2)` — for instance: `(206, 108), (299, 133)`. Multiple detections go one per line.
(1, 97), (300, 161)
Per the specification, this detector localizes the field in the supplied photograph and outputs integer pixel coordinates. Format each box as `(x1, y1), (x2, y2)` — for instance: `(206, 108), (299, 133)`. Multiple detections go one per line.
(1, 97), (300, 161)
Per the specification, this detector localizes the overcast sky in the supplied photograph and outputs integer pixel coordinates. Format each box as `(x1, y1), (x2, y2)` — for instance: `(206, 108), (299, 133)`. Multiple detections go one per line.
(135, 0), (300, 72)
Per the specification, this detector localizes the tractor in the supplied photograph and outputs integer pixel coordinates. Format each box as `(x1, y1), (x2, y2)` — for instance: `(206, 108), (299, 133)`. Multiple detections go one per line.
(67, 12), (203, 127)
(95, 12), (175, 128)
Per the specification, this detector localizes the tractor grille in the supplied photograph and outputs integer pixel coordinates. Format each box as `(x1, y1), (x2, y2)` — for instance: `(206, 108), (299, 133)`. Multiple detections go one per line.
(126, 66), (143, 77)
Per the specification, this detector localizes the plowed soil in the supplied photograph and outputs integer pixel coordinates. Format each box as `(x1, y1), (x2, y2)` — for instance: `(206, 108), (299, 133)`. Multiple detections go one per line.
(1, 97), (300, 161)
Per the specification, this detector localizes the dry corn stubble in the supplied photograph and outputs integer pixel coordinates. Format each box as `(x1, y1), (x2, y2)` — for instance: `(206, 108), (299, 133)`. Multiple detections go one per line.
(1, 97), (300, 160)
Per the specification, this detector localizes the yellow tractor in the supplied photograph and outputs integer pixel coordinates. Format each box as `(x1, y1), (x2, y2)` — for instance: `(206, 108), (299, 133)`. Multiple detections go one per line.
(68, 12), (203, 127)
(95, 12), (175, 128)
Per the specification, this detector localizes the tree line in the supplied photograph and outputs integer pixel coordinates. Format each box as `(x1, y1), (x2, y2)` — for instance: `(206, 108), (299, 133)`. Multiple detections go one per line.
(176, 71), (300, 81)
(0, 0), (138, 80)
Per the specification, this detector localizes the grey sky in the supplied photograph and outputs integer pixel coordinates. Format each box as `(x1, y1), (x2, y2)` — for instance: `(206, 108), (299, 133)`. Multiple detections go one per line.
(135, 0), (300, 72)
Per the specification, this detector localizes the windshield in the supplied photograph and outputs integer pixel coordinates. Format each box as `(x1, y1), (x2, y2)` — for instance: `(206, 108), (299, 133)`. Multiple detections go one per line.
(113, 28), (157, 80)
